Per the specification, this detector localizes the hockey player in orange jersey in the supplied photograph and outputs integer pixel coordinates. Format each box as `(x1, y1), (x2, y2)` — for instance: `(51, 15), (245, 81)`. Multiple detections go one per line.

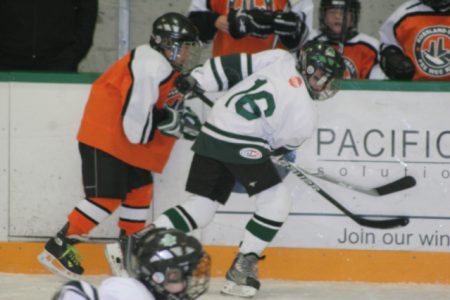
(187, 0), (313, 56)
(37, 12), (201, 279)
(379, 0), (449, 81)
(310, 0), (385, 79)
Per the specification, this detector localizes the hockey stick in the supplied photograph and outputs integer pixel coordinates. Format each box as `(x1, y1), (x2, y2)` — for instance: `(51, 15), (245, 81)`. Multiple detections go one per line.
(189, 88), (409, 228)
(295, 166), (416, 197)
(276, 158), (410, 229)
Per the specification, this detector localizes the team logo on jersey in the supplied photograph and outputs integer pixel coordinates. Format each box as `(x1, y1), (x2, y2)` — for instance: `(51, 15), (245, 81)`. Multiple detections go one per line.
(289, 76), (303, 88)
(414, 26), (450, 77)
(166, 87), (184, 106)
(239, 147), (263, 159)
(343, 57), (358, 79)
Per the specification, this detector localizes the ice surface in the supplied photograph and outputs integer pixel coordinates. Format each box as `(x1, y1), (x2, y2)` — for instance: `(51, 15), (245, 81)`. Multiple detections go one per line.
(0, 273), (449, 300)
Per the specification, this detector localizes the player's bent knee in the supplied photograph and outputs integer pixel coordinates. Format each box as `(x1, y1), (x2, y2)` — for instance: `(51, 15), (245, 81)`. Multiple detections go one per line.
(255, 183), (292, 222)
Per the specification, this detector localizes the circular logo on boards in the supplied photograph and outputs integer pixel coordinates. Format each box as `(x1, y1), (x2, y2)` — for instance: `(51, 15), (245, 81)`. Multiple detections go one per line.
(414, 26), (450, 78)
(239, 148), (263, 160)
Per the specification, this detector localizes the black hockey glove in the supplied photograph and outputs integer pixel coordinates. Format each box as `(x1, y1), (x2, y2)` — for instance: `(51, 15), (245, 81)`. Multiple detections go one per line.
(273, 11), (302, 36)
(228, 9), (274, 39)
(175, 72), (202, 95)
(380, 45), (415, 80)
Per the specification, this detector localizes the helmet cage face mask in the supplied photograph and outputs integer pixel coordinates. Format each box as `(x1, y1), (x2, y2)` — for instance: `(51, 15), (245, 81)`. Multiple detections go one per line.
(298, 42), (345, 101)
(151, 35), (199, 71)
(150, 13), (200, 71)
(319, 0), (361, 42)
(421, 0), (450, 9)
(125, 228), (211, 300)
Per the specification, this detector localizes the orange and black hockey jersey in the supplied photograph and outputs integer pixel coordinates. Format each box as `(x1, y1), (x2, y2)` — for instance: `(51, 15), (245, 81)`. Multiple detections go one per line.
(77, 44), (181, 173)
(312, 32), (382, 79)
(188, 0), (313, 56)
(379, 0), (449, 81)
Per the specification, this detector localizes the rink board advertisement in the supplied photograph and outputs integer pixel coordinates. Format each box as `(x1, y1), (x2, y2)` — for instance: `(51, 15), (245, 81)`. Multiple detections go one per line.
(0, 74), (449, 256)
(203, 88), (450, 252)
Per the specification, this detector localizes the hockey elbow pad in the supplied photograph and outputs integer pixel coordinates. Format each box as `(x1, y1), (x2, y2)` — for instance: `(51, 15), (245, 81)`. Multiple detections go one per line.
(380, 45), (415, 80)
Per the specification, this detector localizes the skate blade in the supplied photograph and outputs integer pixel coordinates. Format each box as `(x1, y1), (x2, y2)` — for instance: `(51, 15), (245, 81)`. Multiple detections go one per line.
(37, 250), (81, 280)
(104, 242), (129, 277)
(221, 280), (258, 298)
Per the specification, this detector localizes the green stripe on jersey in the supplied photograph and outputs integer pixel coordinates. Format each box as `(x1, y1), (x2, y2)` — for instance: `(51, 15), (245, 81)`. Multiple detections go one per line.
(220, 54), (244, 87)
(210, 58), (223, 91)
(247, 54), (252, 75)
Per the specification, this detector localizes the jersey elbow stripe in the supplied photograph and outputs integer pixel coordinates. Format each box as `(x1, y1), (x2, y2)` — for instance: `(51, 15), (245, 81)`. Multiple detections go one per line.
(210, 57), (226, 91)
(140, 112), (152, 143)
(218, 53), (250, 86)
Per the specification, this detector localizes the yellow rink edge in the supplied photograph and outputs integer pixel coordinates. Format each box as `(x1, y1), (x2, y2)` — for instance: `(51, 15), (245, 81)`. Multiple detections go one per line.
(1, 242), (449, 284)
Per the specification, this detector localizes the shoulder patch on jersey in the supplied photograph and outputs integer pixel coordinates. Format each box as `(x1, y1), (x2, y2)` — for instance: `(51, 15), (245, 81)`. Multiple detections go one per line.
(414, 25), (450, 78)
(289, 76), (303, 88)
(239, 148), (263, 160)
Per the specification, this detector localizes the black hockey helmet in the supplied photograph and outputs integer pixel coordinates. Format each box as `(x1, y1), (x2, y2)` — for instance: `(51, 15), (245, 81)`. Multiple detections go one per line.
(150, 12), (200, 71)
(421, 0), (450, 9)
(297, 41), (345, 100)
(124, 227), (210, 300)
(319, 0), (361, 41)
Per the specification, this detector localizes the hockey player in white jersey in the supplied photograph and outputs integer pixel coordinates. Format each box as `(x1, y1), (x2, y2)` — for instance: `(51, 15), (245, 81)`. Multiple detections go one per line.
(151, 41), (344, 298)
(109, 41), (345, 298)
(52, 227), (211, 300)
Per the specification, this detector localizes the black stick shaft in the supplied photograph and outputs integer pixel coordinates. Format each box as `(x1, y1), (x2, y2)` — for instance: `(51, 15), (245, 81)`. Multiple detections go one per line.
(278, 159), (409, 229)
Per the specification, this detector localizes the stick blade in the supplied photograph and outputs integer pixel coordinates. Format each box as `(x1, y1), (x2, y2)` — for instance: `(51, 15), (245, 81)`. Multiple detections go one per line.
(356, 216), (410, 229)
(375, 176), (416, 196)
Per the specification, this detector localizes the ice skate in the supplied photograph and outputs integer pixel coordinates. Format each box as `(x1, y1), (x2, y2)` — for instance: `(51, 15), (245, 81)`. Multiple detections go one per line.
(38, 224), (85, 280)
(221, 252), (264, 298)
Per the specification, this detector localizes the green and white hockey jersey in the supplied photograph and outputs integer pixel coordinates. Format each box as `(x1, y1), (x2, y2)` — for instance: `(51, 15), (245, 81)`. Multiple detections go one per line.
(191, 49), (317, 164)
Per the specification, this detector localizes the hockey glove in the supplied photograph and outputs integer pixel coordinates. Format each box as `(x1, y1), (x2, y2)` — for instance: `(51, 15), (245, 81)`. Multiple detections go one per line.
(175, 72), (201, 95)
(157, 105), (181, 139)
(274, 11), (308, 50)
(181, 106), (202, 141)
(380, 45), (415, 80)
(273, 11), (301, 36)
(228, 9), (274, 39)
